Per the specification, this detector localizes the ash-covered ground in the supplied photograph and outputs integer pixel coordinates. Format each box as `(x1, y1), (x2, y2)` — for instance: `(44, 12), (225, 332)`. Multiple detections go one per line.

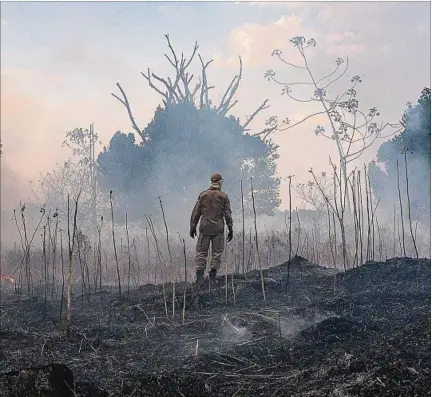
(0, 256), (430, 396)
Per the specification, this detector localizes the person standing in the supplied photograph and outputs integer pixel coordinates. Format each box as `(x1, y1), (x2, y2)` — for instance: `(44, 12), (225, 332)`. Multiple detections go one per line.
(190, 173), (233, 284)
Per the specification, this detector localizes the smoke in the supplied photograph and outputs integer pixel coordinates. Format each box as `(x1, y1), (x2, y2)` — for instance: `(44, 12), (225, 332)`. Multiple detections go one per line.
(0, 158), (30, 246)
(279, 311), (336, 337)
(221, 317), (251, 344)
(368, 94), (431, 231)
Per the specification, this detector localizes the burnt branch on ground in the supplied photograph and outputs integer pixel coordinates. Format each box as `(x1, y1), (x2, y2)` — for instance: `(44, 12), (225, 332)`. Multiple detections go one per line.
(0, 257), (430, 396)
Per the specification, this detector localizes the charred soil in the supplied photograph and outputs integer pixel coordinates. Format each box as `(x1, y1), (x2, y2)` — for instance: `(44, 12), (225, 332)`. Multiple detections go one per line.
(0, 256), (430, 396)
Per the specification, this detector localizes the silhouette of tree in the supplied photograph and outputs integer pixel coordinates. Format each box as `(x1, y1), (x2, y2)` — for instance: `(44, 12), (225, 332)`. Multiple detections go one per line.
(98, 103), (280, 220)
(98, 35), (280, 220)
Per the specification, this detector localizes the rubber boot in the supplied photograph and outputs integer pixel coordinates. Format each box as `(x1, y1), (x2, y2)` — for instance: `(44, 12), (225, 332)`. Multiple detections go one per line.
(196, 269), (204, 284)
(209, 269), (217, 288)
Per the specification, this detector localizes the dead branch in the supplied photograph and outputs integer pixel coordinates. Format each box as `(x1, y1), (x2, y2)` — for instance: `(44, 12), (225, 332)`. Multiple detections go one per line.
(217, 57), (243, 115)
(111, 83), (146, 142)
(114, 38), (277, 141)
(217, 75), (239, 112)
(141, 69), (166, 97)
(277, 110), (328, 131)
(164, 34), (179, 68)
(251, 125), (278, 139)
(243, 99), (271, 131)
(198, 54), (214, 108)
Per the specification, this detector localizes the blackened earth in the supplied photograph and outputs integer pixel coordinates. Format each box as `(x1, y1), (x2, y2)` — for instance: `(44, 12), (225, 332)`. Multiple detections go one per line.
(0, 256), (430, 396)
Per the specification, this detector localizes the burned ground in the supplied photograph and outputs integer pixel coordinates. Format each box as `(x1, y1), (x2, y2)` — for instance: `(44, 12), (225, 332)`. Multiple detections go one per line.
(0, 256), (430, 396)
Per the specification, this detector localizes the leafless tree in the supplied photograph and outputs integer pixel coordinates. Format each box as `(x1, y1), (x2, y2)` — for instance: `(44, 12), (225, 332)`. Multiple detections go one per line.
(296, 171), (332, 214)
(112, 34), (277, 143)
(265, 36), (403, 188)
(30, 126), (107, 235)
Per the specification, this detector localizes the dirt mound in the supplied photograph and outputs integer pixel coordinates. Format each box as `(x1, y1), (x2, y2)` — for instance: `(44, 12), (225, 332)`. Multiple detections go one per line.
(0, 257), (430, 396)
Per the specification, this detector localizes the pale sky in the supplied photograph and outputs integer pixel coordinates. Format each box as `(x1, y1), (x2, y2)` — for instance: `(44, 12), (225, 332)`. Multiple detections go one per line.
(1, 1), (431, 214)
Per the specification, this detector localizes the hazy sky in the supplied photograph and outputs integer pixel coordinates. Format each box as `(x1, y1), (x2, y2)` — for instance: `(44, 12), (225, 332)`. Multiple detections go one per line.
(1, 1), (430, 212)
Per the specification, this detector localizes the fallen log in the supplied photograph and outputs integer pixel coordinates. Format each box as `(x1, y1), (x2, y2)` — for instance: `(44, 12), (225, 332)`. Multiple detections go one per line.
(0, 363), (74, 397)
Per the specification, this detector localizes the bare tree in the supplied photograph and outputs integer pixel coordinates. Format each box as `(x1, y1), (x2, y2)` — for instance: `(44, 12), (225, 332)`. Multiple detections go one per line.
(31, 126), (106, 235)
(112, 34), (277, 143)
(63, 124), (100, 240)
(265, 36), (402, 187)
(296, 172), (332, 214)
(309, 159), (352, 270)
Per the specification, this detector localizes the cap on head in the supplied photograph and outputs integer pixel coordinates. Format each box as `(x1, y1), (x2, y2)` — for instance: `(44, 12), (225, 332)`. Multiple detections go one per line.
(211, 172), (223, 182)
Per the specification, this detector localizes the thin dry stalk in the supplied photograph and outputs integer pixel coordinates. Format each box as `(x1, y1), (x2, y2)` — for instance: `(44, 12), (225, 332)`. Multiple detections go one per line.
(146, 214), (168, 318)
(132, 238), (140, 287)
(67, 192), (81, 338)
(326, 201), (337, 293)
(295, 209), (301, 256)
(357, 170), (364, 264)
(397, 212), (403, 256)
(396, 160), (406, 256)
(20, 206), (31, 295)
(125, 213), (132, 294)
(76, 231), (86, 301)
(145, 227), (150, 284)
(370, 196), (381, 261)
(393, 204), (396, 257)
(250, 177), (266, 302)
(376, 218), (383, 261)
(52, 214), (59, 298)
(180, 236), (187, 323)
(41, 225), (48, 314)
(109, 191), (122, 297)
(59, 230), (65, 319)
(285, 175), (293, 289)
(368, 174), (376, 261)
(47, 215), (56, 298)
(231, 266), (236, 307)
(14, 205), (45, 296)
(240, 180), (245, 275)
(97, 217), (103, 291)
(403, 150), (418, 258)
(92, 246), (98, 292)
(364, 165), (372, 261)
(158, 197), (175, 318)
(310, 165), (348, 269)
(225, 230), (228, 304)
(349, 173), (359, 267)
(333, 161), (349, 269)
(332, 212), (338, 266)
(247, 228), (253, 272)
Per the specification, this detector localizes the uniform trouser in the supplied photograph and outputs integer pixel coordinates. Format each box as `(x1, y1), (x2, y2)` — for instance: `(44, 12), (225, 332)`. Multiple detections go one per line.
(195, 233), (224, 271)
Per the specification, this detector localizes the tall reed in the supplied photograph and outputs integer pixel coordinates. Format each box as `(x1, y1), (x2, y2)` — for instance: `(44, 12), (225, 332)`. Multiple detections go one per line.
(250, 177), (266, 302)
(109, 190), (122, 297)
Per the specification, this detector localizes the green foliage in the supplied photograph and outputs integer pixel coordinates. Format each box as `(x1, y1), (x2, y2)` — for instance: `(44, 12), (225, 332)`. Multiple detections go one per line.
(368, 88), (431, 223)
(98, 102), (280, 221)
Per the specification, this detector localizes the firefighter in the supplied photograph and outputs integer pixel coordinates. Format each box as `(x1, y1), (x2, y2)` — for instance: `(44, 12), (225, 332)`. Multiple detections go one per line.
(190, 172), (233, 284)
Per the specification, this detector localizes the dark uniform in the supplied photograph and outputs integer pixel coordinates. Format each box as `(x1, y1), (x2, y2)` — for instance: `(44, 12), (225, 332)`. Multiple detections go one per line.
(190, 173), (233, 282)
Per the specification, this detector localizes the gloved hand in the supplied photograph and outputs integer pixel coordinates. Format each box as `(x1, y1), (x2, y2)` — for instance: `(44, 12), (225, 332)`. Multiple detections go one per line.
(227, 228), (233, 242)
(190, 227), (197, 239)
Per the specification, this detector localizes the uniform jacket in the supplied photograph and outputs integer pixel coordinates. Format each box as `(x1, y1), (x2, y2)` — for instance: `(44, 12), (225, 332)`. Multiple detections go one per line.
(190, 183), (233, 236)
